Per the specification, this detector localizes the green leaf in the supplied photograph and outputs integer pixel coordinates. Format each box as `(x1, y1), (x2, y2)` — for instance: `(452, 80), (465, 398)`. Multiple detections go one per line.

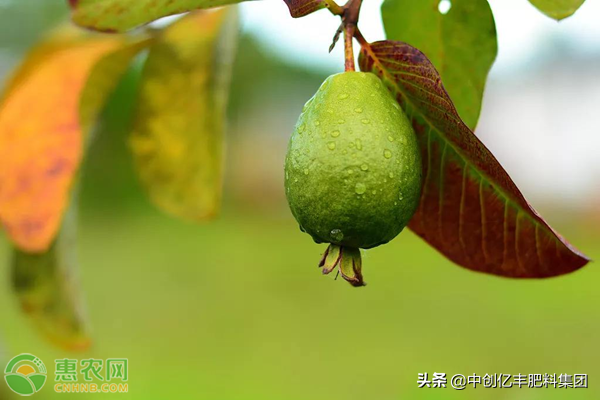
(359, 40), (589, 278)
(381, 0), (497, 130)
(131, 9), (238, 222)
(12, 197), (91, 351)
(69, 0), (245, 32)
(528, 0), (586, 20)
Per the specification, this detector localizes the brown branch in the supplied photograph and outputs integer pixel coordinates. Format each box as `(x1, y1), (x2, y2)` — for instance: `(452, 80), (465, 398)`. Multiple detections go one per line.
(342, 0), (362, 26)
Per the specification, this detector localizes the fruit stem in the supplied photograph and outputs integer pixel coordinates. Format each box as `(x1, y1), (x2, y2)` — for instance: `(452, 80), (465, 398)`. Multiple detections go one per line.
(343, 25), (356, 71)
(326, 0), (363, 72)
(341, 0), (362, 72)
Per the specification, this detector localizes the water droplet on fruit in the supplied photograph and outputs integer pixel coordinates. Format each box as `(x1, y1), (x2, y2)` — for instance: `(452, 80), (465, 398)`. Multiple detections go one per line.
(354, 107), (363, 113)
(355, 183), (367, 194)
(389, 172), (395, 178)
(355, 139), (363, 150)
(372, 190), (377, 195)
(330, 229), (344, 242)
(338, 93), (349, 100)
(298, 123), (306, 134)
(399, 192), (404, 200)
(388, 135), (395, 142)
(337, 119), (346, 124)
(331, 130), (341, 138)
(399, 136), (407, 144)
(314, 120), (320, 126)
(361, 119), (370, 124)
(384, 149), (393, 159)
(361, 164), (369, 171)
(302, 98), (313, 111)
(328, 142), (336, 150)
(304, 169), (309, 175)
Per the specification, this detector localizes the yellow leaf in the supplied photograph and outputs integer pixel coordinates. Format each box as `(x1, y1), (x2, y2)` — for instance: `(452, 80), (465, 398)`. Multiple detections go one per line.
(0, 28), (148, 253)
(131, 9), (238, 222)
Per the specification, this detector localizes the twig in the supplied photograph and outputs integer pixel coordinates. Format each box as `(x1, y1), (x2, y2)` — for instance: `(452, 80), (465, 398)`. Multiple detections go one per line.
(324, 0), (343, 15)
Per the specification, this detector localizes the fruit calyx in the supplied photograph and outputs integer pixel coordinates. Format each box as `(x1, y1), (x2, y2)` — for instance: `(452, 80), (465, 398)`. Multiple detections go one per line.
(319, 244), (365, 287)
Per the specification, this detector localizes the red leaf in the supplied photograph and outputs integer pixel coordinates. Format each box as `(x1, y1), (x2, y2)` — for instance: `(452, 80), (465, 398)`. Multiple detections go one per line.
(282, 0), (326, 18)
(358, 40), (590, 278)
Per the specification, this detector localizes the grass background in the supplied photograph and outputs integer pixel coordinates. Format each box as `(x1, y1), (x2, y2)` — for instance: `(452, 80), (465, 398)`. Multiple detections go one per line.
(0, 205), (598, 399)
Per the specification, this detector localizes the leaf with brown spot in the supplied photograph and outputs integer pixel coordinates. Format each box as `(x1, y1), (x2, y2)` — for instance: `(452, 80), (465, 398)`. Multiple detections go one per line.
(69, 0), (246, 32)
(358, 40), (590, 278)
(130, 9), (237, 222)
(0, 28), (149, 253)
(529, 0), (586, 20)
(12, 197), (90, 351)
(282, 0), (326, 18)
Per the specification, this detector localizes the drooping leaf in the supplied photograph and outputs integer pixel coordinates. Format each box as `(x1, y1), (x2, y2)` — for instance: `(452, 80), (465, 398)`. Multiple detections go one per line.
(0, 28), (148, 253)
(282, 0), (326, 18)
(130, 9), (237, 222)
(528, 0), (586, 20)
(68, 0), (245, 32)
(359, 40), (589, 278)
(12, 196), (90, 351)
(381, 0), (497, 130)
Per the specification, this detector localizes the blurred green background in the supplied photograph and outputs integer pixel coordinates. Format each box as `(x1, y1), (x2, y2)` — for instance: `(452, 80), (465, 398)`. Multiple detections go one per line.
(0, 1), (599, 399)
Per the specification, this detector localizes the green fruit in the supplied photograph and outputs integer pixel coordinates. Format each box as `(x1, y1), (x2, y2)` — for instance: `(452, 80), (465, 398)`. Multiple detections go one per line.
(284, 72), (422, 286)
